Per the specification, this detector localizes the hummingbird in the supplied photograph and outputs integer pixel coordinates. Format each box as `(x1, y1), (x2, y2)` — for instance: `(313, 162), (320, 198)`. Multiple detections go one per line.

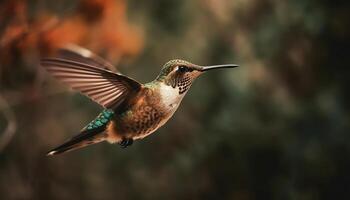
(41, 45), (239, 156)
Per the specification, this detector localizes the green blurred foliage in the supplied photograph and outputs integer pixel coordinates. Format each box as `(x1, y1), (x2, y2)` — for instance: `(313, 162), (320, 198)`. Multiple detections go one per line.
(0, 0), (349, 199)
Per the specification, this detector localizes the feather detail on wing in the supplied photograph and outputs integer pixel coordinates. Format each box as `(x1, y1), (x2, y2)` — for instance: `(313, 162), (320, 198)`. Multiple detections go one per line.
(57, 44), (117, 71)
(41, 58), (141, 109)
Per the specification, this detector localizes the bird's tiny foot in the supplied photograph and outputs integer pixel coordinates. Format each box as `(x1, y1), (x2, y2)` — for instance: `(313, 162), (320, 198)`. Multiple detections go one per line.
(119, 138), (133, 148)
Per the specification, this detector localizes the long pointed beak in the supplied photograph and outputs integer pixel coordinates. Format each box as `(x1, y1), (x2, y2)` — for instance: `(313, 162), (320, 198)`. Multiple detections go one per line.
(200, 64), (239, 72)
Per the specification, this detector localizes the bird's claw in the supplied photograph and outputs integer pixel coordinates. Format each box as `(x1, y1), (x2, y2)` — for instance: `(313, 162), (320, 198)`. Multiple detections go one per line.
(119, 138), (133, 148)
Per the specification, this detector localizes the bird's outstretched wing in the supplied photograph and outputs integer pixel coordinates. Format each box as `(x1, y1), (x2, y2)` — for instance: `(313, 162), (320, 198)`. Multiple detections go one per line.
(56, 44), (117, 72)
(41, 57), (141, 109)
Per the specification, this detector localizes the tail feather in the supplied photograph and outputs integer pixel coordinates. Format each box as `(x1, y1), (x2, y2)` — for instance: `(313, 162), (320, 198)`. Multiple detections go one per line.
(47, 126), (106, 156)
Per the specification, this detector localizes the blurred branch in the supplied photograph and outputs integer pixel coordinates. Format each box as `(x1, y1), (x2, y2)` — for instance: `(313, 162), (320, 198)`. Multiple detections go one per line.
(0, 93), (17, 152)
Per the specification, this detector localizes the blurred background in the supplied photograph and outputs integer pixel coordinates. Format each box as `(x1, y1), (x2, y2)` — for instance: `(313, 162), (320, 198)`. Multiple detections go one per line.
(0, 0), (349, 199)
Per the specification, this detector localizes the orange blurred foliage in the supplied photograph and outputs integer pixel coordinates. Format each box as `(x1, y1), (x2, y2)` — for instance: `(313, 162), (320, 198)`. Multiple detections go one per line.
(0, 0), (144, 66)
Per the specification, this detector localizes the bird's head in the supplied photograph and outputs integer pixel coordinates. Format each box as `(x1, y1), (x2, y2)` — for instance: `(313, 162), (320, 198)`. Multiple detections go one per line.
(156, 59), (239, 94)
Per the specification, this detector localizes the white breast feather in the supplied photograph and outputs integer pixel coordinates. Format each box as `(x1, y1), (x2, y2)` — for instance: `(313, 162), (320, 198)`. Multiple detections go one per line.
(133, 83), (187, 140)
(159, 83), (184, 110)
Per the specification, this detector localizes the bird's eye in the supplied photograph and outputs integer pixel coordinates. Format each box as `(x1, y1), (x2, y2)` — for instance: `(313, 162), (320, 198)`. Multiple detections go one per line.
(178, 65), (187, 72)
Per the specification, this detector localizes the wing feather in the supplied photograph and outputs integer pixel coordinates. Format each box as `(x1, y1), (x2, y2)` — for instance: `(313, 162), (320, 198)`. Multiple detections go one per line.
(41, 57), (141, 109)
(57, 44), (116, 71)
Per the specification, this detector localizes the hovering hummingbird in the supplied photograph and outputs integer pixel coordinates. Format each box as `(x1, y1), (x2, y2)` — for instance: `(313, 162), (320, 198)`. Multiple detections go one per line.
(41, 45), (239, 156)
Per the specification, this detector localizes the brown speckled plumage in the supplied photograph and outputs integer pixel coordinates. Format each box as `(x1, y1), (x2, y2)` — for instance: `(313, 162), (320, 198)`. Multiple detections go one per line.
(110, 86), (165, 139)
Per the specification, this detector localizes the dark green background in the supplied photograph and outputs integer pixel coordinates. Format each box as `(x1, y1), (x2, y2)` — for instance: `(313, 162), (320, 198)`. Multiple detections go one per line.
(0, 0), (349, 199)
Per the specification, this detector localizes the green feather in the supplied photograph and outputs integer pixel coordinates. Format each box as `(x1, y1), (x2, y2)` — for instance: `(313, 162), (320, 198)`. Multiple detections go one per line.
(85, 109), (114, 130)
